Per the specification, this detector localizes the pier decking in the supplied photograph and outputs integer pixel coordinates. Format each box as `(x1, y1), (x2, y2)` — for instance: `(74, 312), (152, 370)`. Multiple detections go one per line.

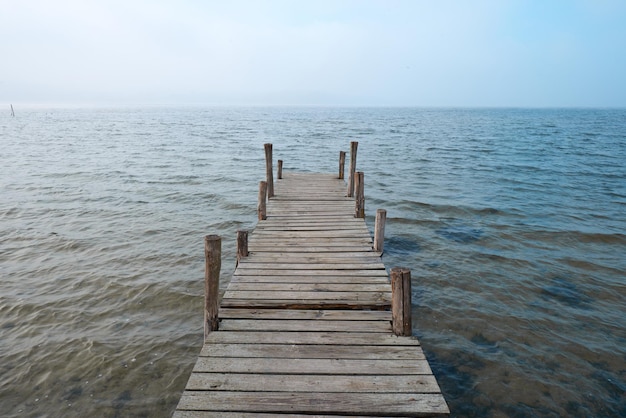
(174, 152), (449, 416)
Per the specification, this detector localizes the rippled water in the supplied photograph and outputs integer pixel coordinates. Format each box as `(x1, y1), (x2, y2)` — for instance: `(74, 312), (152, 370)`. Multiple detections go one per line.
(1, 106), (625, 417)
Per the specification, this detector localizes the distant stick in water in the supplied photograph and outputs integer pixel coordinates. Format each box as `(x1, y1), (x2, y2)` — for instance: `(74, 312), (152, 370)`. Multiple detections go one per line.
(10, 104), (15, 117)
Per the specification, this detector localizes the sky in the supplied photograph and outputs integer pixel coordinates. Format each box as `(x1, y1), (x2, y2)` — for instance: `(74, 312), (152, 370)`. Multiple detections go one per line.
(1, 0), (625, 107)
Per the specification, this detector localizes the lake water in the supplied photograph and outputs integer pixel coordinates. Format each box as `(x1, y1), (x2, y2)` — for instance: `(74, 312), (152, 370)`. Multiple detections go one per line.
(1, 106), (625, 417)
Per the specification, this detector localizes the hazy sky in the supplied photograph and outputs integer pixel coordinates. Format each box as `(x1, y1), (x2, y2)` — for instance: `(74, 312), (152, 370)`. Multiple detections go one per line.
(1, 0), (625, 107)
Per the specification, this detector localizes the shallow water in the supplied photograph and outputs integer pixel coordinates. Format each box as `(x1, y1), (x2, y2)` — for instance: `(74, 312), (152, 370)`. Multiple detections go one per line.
(1, 106), (625, 417)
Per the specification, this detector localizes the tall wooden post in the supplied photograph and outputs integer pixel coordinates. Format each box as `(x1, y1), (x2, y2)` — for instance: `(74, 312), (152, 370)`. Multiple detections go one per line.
(204, 235), (221, 340)
(278, 159), (283, 180)
(374, 209), (386, 254)
(339, 151), (346, 179)
(236, 230), (248, 267)
(258, 181), (267, 220)
(264, 143), (274, 198)
(347, 141), (358, 197)
(354, 171), (365, 218)
(391, 267), (412, 336)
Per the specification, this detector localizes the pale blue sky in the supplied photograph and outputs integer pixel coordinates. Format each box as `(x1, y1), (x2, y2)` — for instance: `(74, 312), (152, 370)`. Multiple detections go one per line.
(1, 0), (625, 107)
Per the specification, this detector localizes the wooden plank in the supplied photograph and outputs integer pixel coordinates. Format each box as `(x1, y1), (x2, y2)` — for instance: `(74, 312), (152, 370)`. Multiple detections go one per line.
(240, 259), (383, 266)
(192, 357), (433, 375)
(204, 331), (421, 346)
(220, 299), (390, 310)
(266, 213), (358, 218)
(177, 392), (450, 416)
(219, 319), (392, 332)
(244, 251), (380, 259)
(199, 343), (424, 360)
(219, 308), (392, 321)
(250, 232), (373, 239)
(235, 263), (386, 270)
(256, 218), (364, 224)
(174, 411), (350, 418)
(185, 373), (439, 392)
(249, 238), (373, 245)
(242, 253), (382, 261)
(228, 283), (390, 292)
(232, 269), (389, 277)
(222, 290), (391, 301)
(254, 225), (368, 231)
(230, 275), (390, 284)
(248, 246), (374, 253)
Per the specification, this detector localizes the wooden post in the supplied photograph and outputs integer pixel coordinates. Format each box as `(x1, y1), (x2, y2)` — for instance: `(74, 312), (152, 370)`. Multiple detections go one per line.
(391, 267), (412, 336)
(354, 171), (365, 218)
(204, 235), (221, 340)
(258, 181), (267, 220)
(347, 141), (358, 197)
(236, 230), (248, 267)
(264, 143), (274, 198)
(374, 209), (386, 254)
(338, 151), (346, 179)
(278, 159), (283, 180)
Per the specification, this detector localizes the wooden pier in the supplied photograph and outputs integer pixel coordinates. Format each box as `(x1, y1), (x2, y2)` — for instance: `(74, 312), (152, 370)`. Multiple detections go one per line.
(174, 144), (449, 417)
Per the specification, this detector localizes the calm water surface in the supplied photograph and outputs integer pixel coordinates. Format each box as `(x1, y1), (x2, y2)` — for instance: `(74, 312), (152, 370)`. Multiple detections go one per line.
(1, 107), (625, 417)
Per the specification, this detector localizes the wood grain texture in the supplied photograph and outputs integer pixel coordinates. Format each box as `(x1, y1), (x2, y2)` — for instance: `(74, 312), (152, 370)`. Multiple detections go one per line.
(177, 391), (449, 416)
(175, 171), (449, 417)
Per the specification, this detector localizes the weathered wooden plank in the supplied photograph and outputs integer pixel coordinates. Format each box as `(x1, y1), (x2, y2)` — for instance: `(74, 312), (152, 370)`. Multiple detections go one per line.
(193, 357), (432, 375)
(204, 331), (420, 346)
(248, 246), (374, 253)
(199, 343), (423, 360)
(249, 237), (373, 244)
(238, 258), (384, 266)
(220, 299), (390, 310)
(239, 259), (383, 266)
(219, 308), (392, 321)
(248, 251), (375, 258)
(249, 242), (373, 249)
(232, 269), (389, 277)
(185, 373), (438, 392)
(254, 225), (368, 232)
(174, 411), (355, 418)
(266, 213), (358, 218)
(228, 282), (390, 292)
(250, 232), (372, 239)
(243, 252), (381, 260)
(230, 275), (390, 284)
(177, 391), (449, 416)
(219, 319), (392, 332)
(257, 217), (364, 224)
(235, 263), (386, 270)
(222, 290), (391, 302)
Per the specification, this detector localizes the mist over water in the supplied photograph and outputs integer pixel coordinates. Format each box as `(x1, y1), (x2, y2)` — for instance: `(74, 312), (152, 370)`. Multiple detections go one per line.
(1, 107), (625, 417)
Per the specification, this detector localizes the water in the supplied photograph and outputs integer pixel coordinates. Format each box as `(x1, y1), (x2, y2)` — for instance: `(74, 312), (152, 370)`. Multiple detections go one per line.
(1, 106), (625, 417)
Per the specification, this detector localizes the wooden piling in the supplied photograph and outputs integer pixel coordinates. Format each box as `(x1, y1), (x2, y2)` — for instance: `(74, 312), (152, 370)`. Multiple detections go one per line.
(374, 209), (386, 254)
(278, 159), (283, 180)
(391, 267), (412, 336)
(176, 169), (450, 417)
(354, 171), (365, 218)
(204, 235), (221, 340)
(339, 151), (346, 179)
(236, 230), (248, 267)
(347, 141), (358, 197)
(264, 143), (274, 198)
(258, 181), (267, 220)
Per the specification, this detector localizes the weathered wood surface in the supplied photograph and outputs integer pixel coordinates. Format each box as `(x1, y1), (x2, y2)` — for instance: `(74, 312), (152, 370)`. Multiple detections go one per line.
(175, 172), (449, 417)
